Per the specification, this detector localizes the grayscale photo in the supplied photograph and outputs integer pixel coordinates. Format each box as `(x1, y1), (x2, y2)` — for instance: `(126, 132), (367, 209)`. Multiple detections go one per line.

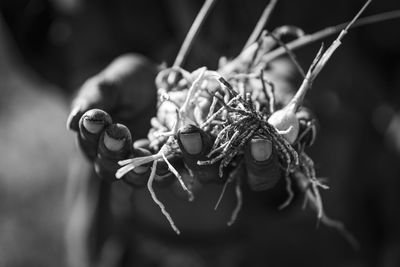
(0, 0), (399, 266)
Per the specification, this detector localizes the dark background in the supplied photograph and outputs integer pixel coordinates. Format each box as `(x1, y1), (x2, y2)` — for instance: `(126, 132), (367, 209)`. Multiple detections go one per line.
(0, 0), (400, 266)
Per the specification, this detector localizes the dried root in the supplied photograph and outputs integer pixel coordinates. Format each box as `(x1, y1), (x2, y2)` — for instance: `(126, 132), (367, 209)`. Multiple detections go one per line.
(294, 171), (359, 249)
(113, 0), (381, 241)
(227, 177), (243, 227)
(148, 160), (181, 235)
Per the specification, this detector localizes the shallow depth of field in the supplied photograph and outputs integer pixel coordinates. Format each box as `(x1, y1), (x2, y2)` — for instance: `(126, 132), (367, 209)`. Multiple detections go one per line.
(0, 0), (400, 266)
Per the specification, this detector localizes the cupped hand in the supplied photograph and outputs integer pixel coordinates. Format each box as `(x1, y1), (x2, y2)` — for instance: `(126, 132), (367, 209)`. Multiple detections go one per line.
(67, 54), (158, 183)
(67, 54), (292, 193)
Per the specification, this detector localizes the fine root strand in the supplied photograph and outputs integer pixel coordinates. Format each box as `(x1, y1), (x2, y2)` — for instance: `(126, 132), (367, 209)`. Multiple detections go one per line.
(147, 160), (180, 235)
(279, 174), (294, 210)
(227, 177), (243, 226)
(161, 153), (194, 201)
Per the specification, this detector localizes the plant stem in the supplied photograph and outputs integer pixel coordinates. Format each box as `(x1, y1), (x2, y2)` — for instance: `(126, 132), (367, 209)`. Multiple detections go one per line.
(243, 0), (279, 50)
(287, 0), (372, 112)
(263, 8), (400, 63)
(173, 0), (218, 67)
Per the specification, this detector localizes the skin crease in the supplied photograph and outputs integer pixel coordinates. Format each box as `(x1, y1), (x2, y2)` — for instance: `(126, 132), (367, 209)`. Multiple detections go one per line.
(67, 46), (400, 267)
(2, 0), (400, 265)
(67, 10), (380, 265)
(68, 54), (300, 236)
(69, 56), (236, 233)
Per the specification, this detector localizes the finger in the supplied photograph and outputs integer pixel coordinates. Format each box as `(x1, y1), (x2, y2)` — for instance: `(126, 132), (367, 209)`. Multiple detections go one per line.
(94, 123), (132, 181)
(244, 139), (281, 191)
(77, 109), (112, 160)
(67, 79), (118, 131)
(177, 124), (221, 184)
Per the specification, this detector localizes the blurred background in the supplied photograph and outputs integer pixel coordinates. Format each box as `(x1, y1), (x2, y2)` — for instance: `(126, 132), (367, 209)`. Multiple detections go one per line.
(0, 0), (399, 266)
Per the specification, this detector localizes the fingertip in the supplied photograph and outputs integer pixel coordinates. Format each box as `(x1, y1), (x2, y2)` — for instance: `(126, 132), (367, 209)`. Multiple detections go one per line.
(81, 109), (112, 134)
(100, 123), (132, 156)
(177, 125), (212, 157)
(76, 109), (112, 160)
(177, 125), (220, 183)
(250, 139), (273, 162)
(104, 131), (126, 151)
(179, 132), (202, 155)
(94, 124), (133, 181)
(245, 138), (281, 191)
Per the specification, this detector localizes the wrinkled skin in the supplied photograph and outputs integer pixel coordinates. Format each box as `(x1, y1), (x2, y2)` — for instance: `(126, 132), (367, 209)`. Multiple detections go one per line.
(66, 53), (315, 266)
(66, 53), (299, 191)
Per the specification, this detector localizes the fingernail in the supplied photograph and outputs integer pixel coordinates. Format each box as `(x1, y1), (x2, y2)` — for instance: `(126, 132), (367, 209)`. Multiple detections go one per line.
(104, 132), (125, 151)
(81, 109), (111, 134)
(83, 117), (105, 134)
(180, 132), (202, 155)
(250, 139), (273, 162)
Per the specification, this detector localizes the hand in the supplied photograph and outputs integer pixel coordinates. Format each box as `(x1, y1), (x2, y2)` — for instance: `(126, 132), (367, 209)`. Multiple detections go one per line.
(150, 68), (286, 190)
(66, 54), (289, 192)
(67, 53), (158, 181)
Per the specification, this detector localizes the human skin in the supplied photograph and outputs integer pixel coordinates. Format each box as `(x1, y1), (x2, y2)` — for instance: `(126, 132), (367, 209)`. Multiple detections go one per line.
(66, 53), (286, 198)
(66, 53), (314, 266)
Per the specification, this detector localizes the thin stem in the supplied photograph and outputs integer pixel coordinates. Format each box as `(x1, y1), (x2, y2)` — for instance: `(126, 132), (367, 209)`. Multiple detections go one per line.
(227, 177), (243, 226)
(173, 0), (218, 67)
(288, 1), (373, 112)
(260, 70), (276, 113)
(262, 8), (400, 63)
(147, 160), (180, 235)
(243, 0), (279, 50)
(287, 44), (324, 112)
(279, 174), (294, 209)
(161, 152), (194, 201)
(214, 177), (232, 210)
(343, 0), (372, 34)
(268, 32), (306, 78)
